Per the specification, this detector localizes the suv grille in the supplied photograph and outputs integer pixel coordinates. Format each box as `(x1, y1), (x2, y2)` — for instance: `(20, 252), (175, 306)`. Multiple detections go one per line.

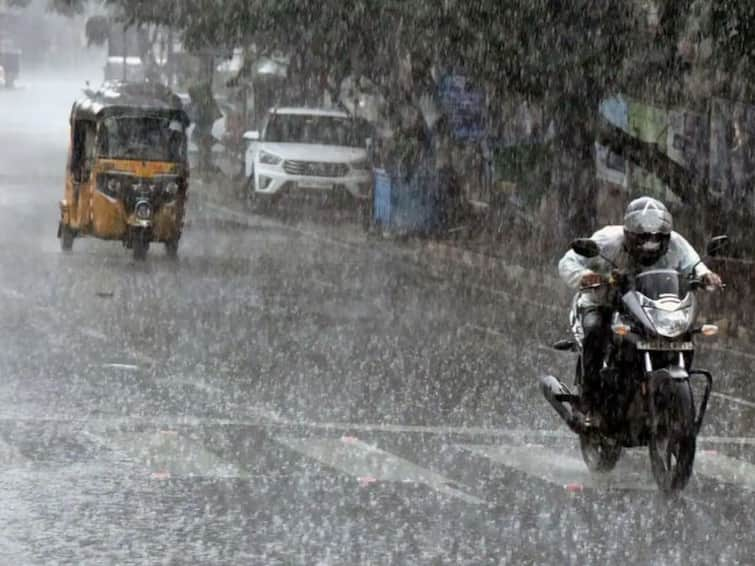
(283, 160), (349, 177)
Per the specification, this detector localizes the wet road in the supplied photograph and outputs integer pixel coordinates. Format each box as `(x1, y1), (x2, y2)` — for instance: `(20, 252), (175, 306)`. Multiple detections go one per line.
(1, 72), (754, 565)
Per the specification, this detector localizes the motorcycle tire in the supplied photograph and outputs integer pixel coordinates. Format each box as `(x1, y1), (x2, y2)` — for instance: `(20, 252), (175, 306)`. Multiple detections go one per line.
(580, 433), (622, 472)
(649, 377), (696, 494)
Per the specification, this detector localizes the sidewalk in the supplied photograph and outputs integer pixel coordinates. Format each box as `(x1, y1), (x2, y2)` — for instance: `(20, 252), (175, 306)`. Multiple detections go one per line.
(189, 174), (753, 351)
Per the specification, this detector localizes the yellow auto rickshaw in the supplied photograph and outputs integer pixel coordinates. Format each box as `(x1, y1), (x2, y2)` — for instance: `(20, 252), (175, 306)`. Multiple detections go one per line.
(58, 81), (190, 259)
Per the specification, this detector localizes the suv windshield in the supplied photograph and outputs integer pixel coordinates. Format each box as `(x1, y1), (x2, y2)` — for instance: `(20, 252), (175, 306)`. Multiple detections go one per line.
(98, 116), (186, 162)
(264, 114), (362, 147)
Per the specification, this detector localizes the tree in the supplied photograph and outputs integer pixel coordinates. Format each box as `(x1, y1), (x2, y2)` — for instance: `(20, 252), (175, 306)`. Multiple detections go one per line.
(39, 0), (755, 252)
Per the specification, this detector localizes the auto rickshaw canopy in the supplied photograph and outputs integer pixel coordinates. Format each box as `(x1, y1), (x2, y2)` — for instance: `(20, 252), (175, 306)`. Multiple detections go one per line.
(70, 81), (190, 126)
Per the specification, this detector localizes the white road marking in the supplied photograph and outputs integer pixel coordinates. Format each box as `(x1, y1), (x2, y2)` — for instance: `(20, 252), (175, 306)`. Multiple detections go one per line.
(461, 441), (755, 492)
(127, 350), (158, 367)
(311, 277), (337, 290)
(81, 327), (108, 341)
(1, 409), (753, 447)
(102, 363), (140, 371)
(464, 323), (506, 338)
(698, 436), (755, 447)
(0, 288), (25, 300)
(0, 436), (28, 467)
(277, 435), (484, 504)
(696, 451), (755, 491)
(458, 442), (658, 491)
(103, 430), (246, 479)
(158, 376), (224, 396)
(711, 392), (755, 409)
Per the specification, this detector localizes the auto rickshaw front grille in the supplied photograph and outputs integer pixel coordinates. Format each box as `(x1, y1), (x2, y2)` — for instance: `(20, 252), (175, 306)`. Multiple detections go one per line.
(97, 174), (179, 212)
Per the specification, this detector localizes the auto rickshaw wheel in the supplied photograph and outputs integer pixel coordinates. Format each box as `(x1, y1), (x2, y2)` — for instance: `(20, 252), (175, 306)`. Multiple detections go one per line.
(60, 223), (74, 251)
(165, 239), (179, 258)
(132, 231), (149, 261)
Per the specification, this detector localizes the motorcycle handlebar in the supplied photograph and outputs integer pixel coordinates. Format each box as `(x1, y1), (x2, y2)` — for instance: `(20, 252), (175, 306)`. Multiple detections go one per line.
(580, 275), (725, 293)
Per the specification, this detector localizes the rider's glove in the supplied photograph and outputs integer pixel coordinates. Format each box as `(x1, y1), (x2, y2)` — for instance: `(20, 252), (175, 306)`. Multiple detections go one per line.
(580, 271), (605, 288)
(702, 271), (724, 291)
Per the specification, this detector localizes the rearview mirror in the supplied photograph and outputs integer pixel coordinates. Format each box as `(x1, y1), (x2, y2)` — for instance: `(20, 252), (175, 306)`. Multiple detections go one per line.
(243, 130), (260, 141)
(571, 238), (600, 258)
(706, 235), (728, 257)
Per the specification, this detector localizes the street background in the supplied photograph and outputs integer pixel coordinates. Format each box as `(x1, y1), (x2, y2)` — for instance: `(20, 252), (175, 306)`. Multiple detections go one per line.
(0, 51), (753, 565)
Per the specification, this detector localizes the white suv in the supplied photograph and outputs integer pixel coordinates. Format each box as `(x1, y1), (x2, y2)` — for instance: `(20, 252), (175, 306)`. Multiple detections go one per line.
(243, 107), (372, 206)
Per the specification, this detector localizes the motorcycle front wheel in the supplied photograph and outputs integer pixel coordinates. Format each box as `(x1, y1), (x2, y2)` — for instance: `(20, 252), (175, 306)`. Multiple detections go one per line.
(575, 358), (622, 472)
(649, 378), (696, 494)
(580, 433), (622, 472)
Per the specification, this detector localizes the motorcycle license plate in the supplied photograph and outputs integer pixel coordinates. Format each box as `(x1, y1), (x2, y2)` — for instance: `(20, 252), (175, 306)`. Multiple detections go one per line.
(637, 341), (693, 351)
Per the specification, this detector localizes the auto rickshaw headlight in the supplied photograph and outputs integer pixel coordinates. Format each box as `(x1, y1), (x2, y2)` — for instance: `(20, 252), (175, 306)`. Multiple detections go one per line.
(164, 181), (179, 197)
(135, 200), (153, 220)
(106, 178), (122, 195)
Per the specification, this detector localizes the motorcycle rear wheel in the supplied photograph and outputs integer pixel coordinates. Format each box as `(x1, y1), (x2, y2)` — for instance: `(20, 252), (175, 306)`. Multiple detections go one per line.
(649, 378), (696, 494)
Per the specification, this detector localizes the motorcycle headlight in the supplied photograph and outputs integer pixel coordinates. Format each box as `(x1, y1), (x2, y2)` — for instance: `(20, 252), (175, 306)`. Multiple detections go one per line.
(645, 307), (691, 338)
(259, 150), (282, 166)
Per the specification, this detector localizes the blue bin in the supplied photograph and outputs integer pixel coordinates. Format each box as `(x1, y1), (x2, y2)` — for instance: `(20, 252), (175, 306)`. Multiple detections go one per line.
(373, 166), (442, 235)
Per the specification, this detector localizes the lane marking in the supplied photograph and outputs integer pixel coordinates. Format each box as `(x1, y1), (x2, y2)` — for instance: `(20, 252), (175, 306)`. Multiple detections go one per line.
(0, 288), (25, 300)
(103, 430), (247, 479)
(277, 435), (484, 504)
(157, 376), (224, 396)
(127, 350), (158, 367)
(696, 451), (755, 491)
(102, 363), (140, 371)
(311, 277), (337, 290)
(465, 323), (506, 338)
(0, 411), (752, 447)
(0, 436), (28, 467)
(81, 327), (108, 341)
(711, 392), (755, 410)
(459, 442), (657, 491)
(460, 442), (755, 492)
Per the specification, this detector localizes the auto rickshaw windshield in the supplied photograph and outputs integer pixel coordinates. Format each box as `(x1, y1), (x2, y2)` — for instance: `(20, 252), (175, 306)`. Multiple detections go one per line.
(97, 116), (187, 162)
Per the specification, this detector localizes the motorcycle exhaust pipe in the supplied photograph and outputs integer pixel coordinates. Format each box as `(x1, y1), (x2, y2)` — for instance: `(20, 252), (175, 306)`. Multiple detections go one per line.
(539, 374), (587, 434)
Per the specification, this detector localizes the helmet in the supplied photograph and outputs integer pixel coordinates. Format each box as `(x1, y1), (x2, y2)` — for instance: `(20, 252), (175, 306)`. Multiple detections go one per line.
(623, 196), (673, 266)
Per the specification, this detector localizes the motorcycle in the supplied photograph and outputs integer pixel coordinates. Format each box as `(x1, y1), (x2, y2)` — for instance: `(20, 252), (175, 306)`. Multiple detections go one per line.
(540, 235), (728, 493)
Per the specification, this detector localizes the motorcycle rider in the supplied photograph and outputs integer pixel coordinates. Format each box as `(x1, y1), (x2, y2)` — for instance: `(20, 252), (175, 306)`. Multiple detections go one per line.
(558, 196), (723, 416)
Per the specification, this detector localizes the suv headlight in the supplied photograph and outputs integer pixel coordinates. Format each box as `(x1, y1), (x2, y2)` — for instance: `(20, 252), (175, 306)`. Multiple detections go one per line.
(259, 150), (282, 166)
(645, 307), (691, 338)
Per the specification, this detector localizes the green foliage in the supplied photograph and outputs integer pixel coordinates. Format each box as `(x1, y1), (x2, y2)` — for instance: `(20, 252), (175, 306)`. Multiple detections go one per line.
(84, 14), (109, 46)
